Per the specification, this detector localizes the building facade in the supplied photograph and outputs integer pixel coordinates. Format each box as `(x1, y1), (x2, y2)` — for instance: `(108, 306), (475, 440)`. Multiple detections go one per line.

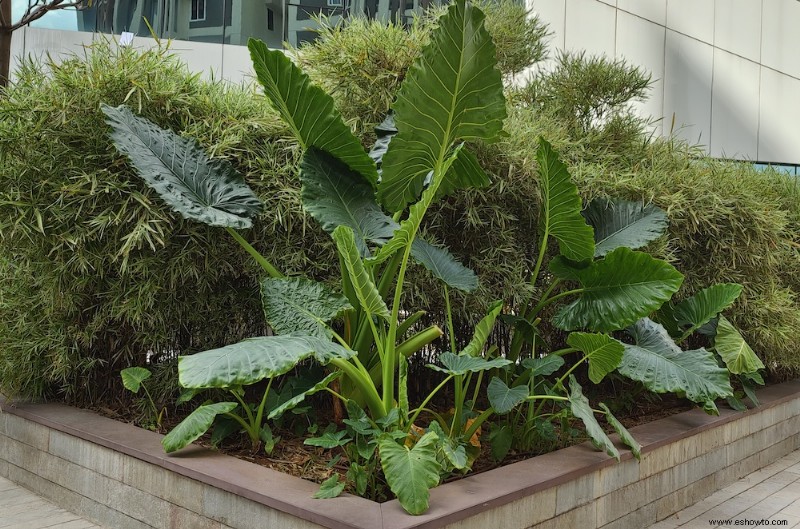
(8, 0), (800, 166)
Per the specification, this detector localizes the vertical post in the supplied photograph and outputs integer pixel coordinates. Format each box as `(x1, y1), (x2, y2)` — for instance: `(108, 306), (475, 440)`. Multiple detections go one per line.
(0, 0), (12, 87)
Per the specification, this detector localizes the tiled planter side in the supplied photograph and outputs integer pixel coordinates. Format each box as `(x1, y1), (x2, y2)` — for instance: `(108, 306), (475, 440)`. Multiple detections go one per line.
(1, 380), (800, 529)
(0, 412), (327, 529)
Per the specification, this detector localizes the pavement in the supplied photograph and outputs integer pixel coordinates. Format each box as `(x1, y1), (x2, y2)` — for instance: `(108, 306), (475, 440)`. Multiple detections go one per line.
(0, 476), (102, 529)
(650, 449), (800, 528)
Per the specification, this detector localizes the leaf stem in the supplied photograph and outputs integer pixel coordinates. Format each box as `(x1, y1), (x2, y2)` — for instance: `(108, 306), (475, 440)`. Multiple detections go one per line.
(226, 227), (284, 278)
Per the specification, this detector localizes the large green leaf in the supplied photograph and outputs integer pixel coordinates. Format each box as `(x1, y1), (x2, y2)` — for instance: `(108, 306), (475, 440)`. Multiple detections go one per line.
(120, 367), (151, 394)
(409, 239), (479, 292)
(599, 403), (641, 460)
(368, 115), (490, 201)
(583, 198), (668, 257)
(714, 316), (764, 375)
(268, 372), (342, 420)
(616, 318), (733, 405)
(300, 148), (395, 256)
(427, 352), (511, 376)
(536, 138), (595, 262)
(162, 402), (237, 453)
(566, 332), (624, 384)
(436, 144), (491, 200)
(301, 148), (477, 291)
(522, 354), (565, 377)
(332, 226), (391, 321)
(658, 283), (743, 339)
(553, 247), (684, 332)
(568, 376), (619, 460)
(460, 301), (503, 357)
(379, 432), (442, 515)
(376, 0), (506, 212)
(178, 336), (355, 388)
(487, 377), (528, 414)
(261, 277), (352, 339)
(101, 104), (262, 229)
(248, 40), (378, 184)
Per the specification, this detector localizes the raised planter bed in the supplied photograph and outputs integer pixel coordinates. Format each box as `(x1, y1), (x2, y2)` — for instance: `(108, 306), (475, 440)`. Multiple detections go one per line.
(1, 380), (800, 529)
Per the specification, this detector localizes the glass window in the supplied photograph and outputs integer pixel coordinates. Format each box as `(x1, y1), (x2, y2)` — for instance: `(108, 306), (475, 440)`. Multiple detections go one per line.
(191, 0), (206, 21)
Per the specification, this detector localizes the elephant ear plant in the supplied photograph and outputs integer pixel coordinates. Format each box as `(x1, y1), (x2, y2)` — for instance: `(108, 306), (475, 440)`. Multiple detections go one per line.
(100, 0), (749, 515)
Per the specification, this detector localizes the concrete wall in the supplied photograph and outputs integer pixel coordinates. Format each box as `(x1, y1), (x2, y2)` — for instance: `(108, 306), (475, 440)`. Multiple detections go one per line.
(8, 26), (255, 85)
(529, 0), (800, 164)
(9, 1), (800, 164)
(2, 381), (800, 529)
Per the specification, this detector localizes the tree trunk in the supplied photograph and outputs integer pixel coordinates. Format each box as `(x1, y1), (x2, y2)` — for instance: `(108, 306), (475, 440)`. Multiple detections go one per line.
(0, 0), (11, 88)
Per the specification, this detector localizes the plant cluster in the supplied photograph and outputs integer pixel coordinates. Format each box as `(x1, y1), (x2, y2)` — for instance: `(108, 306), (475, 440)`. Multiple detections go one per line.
(103, 1), (764, 514)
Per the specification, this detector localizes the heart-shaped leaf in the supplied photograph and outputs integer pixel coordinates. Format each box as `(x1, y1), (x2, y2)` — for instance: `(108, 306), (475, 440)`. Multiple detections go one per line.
(714, 316), (764, 375)
(522, 354), (565, 377)
(268, 372), (342, 420)
(566, 332), (624, 383)
(554, 247), (684, 332)
(379, 432), (442, 515)
(377, 0), (506, 212)
(487, 377), (528, 414)
(314, 475), (347, 499)
(599, 403), (641, 460)
(536, 138), (595, 261)
(616, 318), (733, 405)
(248, 40), (378, 184)
(427, 352), (511, 376)
(120, 367), (151, 393)
(657, 283), (743, 339)
(567, 376), (619, 460)
(460, 301), (503, 357)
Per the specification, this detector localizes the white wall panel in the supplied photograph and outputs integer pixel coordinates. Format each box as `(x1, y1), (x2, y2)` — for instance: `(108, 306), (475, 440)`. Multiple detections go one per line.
(564, 0), (616, 57)
(760, 0), (800, 79)
(615, 11), (666, 135)
(667, 0), (714, 44)
(714, 0), (761, 62)
(8, 28), (25, 83)
(758, 68), (800, 163)
(710, 50), (759, 159)
(617, 0), (666, 26)
(20, 28), (95, 67)
(530, 0), (566, 73)
(164, 40), (223, 81)
(663, 29), (713, 145)
(221, 44), (256, 86)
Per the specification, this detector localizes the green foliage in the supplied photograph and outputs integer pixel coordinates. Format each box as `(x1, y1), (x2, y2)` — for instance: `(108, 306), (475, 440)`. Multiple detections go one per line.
(552, 247), (684, 332)
(120, 366), (166, 431)
(616, 318), (734, 409)
(714, 316), (765, 375)
(101, 104), (264, 229)
(378, 432), (442, 515)
(583, 198), (669, 257)
(162, 402), (237, 453)
(0, 40), (318, 401)
(261, 277), (352, 339)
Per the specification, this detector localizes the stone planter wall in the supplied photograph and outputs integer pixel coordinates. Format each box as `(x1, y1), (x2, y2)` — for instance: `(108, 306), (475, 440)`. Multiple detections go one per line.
(1, 381), (799, 529)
